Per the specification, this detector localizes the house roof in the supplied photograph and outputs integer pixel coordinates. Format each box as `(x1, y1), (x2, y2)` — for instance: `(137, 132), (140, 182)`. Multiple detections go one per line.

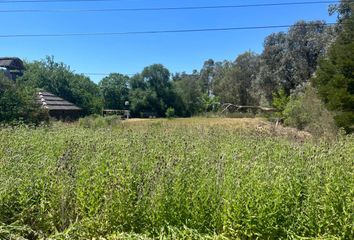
(38, 91), (81, 111)
(0, 57), (25, 70)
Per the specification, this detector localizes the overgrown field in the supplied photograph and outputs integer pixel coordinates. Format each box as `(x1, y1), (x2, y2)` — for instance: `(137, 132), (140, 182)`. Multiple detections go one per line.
(0, 118), (353, 239)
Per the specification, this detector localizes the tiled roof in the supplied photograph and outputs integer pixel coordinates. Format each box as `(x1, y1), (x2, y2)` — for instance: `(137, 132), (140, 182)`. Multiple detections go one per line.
(0, 57), (25, 70)
(38, 91), (81, 111)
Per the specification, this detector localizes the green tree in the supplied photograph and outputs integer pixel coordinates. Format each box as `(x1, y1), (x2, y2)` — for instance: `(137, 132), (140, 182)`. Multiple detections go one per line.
(129, 87), (160, 117)
(19, 56), (103, 115)
(142, 64), (172, 105)
(214, 52), (260, 106)
(99, 73), (129, 110)
(312, 2), (354, 132)
(129, 64), (175, 117)
(0, 73), (48, 124)
(173, 71), (203, 116)
(329, 0), (354, 22)
(200, 59), (216, 96)
(283, 85), (337, 138)
(272, 88), (290, 112)
(201, 94), (220, 112)
(257, 21), (335, 103)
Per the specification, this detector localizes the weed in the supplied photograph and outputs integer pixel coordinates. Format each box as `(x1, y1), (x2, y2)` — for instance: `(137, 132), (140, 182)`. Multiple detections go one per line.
(0, 119), (353, 239)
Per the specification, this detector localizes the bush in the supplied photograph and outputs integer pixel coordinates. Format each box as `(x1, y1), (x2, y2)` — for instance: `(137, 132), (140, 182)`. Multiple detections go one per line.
(78, 115), (121, 129)
(165, 107), (175, 118)
(0, 121), (353, 239)
(334, 111), (354, 133)
(283, 85), (337, 138)
(272, 88), (290, 112)
(0, 73), (49, 125)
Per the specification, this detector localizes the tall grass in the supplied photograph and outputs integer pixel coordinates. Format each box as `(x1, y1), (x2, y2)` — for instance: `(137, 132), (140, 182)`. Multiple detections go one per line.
(0, 120), (353, 239)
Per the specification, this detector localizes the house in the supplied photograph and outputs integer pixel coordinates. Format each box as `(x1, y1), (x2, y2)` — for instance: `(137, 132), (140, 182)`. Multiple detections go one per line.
(0, 57), (25, 80)
(37, 91), (81, 120)
(0, 56), (82, 120)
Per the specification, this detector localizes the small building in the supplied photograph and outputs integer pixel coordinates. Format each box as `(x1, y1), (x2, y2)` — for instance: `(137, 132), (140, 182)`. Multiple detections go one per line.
(37, 91), (81, 120)
(0, 57), (25, 80)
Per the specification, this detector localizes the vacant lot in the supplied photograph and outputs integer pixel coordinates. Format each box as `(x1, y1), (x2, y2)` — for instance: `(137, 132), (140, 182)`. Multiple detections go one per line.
(0, 118), (353, 239)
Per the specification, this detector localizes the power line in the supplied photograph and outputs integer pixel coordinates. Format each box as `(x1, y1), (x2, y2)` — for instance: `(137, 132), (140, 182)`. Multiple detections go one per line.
(0, 23), (336, 38)
(0, 1), (342, 12)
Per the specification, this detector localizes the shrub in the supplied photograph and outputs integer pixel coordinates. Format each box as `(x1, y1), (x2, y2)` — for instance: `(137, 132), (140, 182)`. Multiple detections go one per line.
(0, 73), (49, 125)
(78, 115), (121, 129)
(283, 85), (337, 138)
(165, 107), (175, 118)
(272, 88), (290, 113)
(334, 111), (354, 133)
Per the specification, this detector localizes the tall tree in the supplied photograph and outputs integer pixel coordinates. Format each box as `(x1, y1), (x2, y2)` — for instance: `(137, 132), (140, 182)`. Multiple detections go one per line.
(200, 59), (217, 96)
(329, 0), (354, 22)
(19, 56), (103, 115)
(129, 64), (175, 117)
(0, 73), (48, 124)
(214, 52), (260, 106)
(173, 71), (203, 116)
(312, 2), (354, 132)
(142, 64), (171, 100)
(129, 87), (160, 117)
(256, 32), (288, 102)
(99, 73), (129, 110)
(287, 21), (334, 86)
(256, 21), (335, 103)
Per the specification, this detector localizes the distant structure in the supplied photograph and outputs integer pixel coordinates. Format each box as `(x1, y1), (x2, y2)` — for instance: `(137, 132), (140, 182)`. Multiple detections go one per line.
(0, 57), (25, 80)
(37, 91), (81, 120)
(103, 109), (130, 119)
(0, 57), (82, 120)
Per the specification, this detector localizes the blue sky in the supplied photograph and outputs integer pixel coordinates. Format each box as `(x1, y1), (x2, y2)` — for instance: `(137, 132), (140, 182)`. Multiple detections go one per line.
(0, 0), (336, 82)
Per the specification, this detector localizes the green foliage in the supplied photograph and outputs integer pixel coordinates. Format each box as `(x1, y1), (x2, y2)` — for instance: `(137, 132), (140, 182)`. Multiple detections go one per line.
(1, 120), (352, 239)
(283, 86), (337, 138)
(19, 56), (103, 115)
(199, 59), (216, 96)
(201, 94), (220, 112)
(129, 64), (176, 117)
(99, 73), (130, 110)
(312, 4), (354, 132)
(129, 87), (160, 117)
(272, 88), (290, 112)
(165, 107), (175, 119)
(172, 71), (204, 116)
(257, 21), (335, 103)
(270, 88), (290, 121)
(214, 52), (260, 106)
(78, 115), (121, 129)
(0, 222), (37, 239)
(0, 15), (349, 128)
(0, 73), (48, 124)
(329, 0), (354, 22)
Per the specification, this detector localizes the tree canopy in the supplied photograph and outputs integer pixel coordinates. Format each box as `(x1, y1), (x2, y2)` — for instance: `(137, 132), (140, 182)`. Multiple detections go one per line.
(0, 73), (48, 124)
(99, 73), (129, 110)
(313, 2), (354, 132)
(256, 21), (335, 102)
(1, 3), (353, 131)
(19, 56), (103, 115)
(129, 64), (176, 117)
(214, 52), (260, 106)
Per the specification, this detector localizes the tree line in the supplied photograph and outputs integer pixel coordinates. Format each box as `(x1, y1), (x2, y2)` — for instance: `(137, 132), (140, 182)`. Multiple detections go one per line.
(0, 0), (353, 132)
